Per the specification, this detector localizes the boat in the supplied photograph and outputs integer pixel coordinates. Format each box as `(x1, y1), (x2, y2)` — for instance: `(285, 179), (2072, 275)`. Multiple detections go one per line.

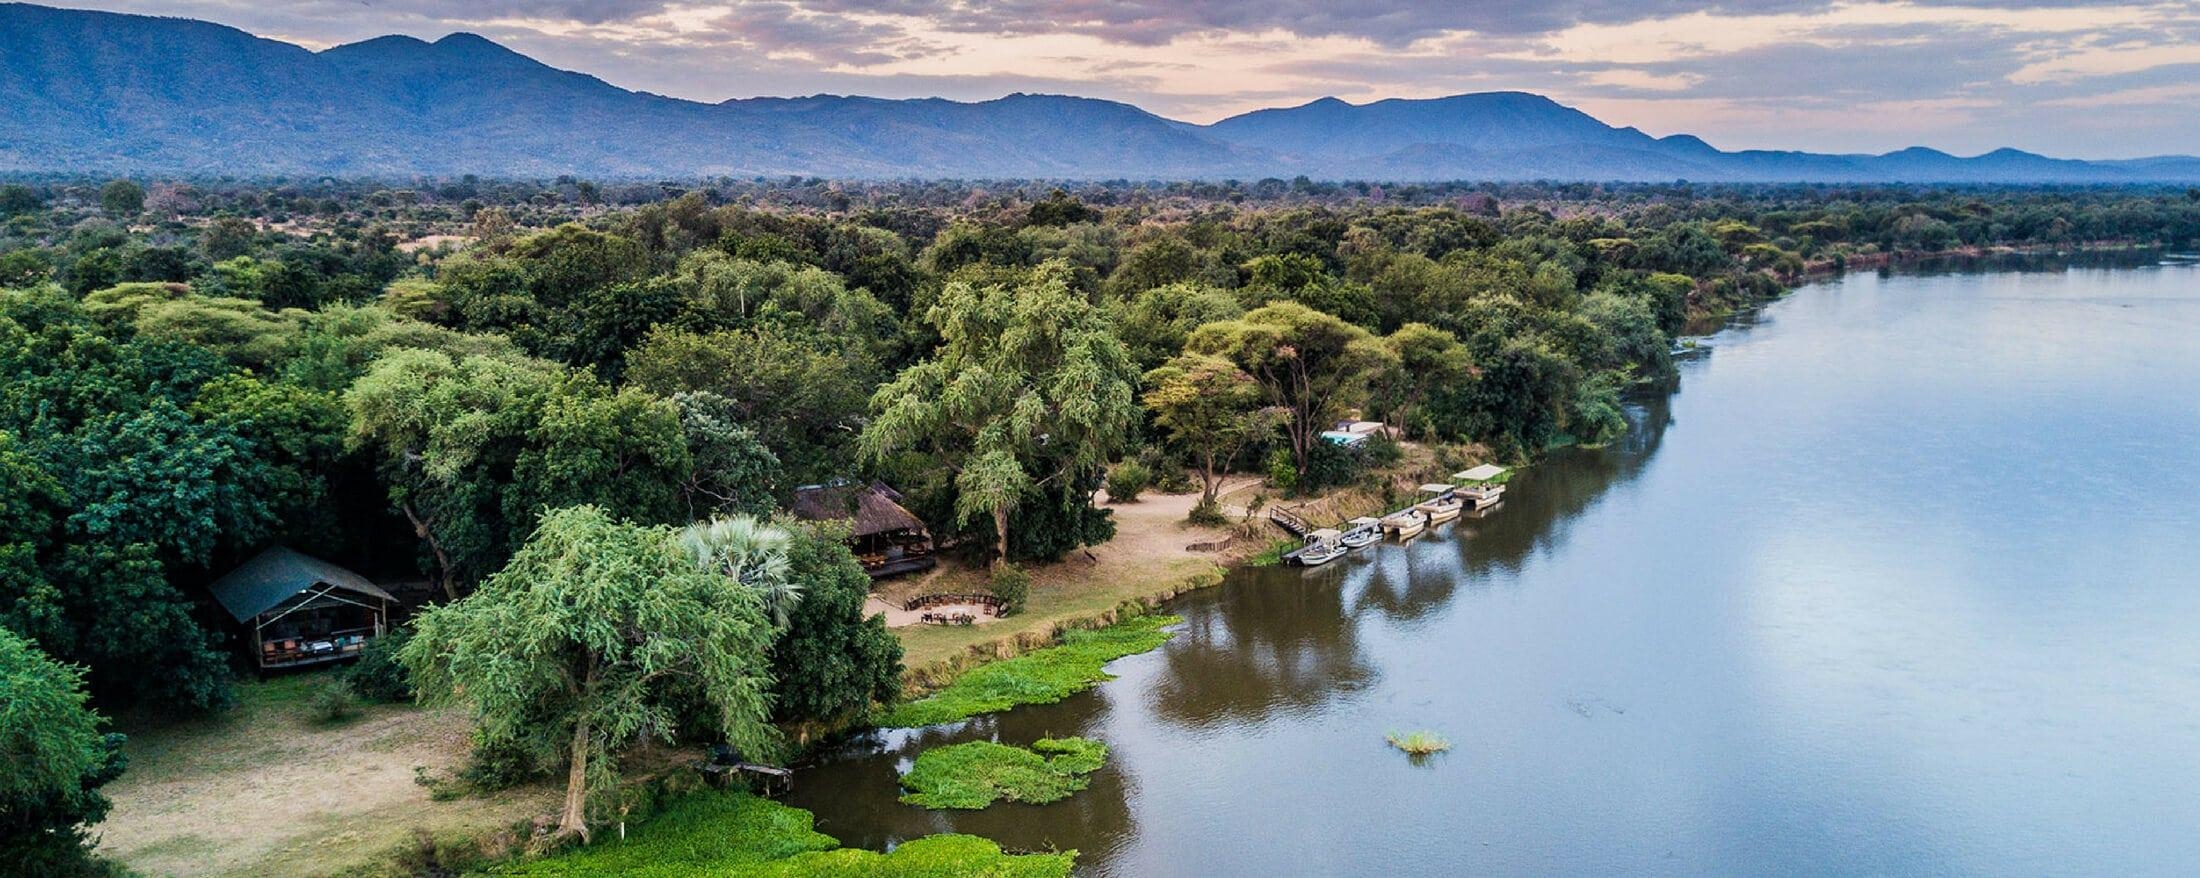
(1339, 517), (1382, 549)
(1451, 465), (1511, 510)
(1380, 508), (1427, 540)
(1413, 483), (1462, 524)
(1284, 528), (1348, 566)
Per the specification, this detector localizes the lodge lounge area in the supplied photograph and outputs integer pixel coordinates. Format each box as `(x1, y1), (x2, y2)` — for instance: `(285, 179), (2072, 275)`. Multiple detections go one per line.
(791, 480), (938, 579)
(209, 547), (399, 671)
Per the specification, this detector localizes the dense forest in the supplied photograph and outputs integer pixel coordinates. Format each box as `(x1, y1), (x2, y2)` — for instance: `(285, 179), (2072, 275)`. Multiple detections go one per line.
(4, 177), (2196, 871)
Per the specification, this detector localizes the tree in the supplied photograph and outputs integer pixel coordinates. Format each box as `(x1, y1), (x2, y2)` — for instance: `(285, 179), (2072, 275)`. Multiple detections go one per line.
(0, 184), (39, 215)
(345, 349), (560, 599)
(1186, 301), (1396, 475)
(1111, 281), (1243, 371)
(765, 523), (901, 729)
(0, 629), (127, 876)
(402, 506), (778, 842)
(98, 181), (144, 216)
(860, 263), (1141, 568)
(1142, 353), (1284, 509)
(1372, 323), (1472, 439)
(677, 515), (799, 628)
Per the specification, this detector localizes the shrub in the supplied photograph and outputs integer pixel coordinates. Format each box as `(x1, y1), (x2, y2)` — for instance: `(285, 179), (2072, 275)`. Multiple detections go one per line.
(986, 565), (1032, 616)
(1104, 460), (1151, 503)
(1186, 498), (1229, 526)
(309, 679), (360, 724)
(1265, 448), (1298, 491)
(343, 627), (414, 703)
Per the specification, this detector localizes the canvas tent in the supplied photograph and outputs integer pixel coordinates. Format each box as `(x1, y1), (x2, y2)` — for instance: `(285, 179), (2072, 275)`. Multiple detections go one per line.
(209, 547), (395, 669)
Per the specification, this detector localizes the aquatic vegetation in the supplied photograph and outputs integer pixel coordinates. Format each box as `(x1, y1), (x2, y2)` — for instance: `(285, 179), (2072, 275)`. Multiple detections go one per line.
(489, 791), (1073, 877)
(899, 737), (1110, 810)
(879, 614), (1182, 728)
(1387, 730), (1452, 757)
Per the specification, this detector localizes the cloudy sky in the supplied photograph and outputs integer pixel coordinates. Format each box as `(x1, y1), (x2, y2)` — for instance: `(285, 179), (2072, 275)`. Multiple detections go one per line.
(56, 0), (2200, 157)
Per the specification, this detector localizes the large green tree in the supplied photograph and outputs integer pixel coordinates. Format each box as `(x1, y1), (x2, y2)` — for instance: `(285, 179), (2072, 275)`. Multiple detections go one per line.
(860, 262), (1141, 567)
(402, 506), (779, 842)
(0, 629), (127, 876)
(1186, 301), (1396, 474)
(1142, 353), (1284, 510)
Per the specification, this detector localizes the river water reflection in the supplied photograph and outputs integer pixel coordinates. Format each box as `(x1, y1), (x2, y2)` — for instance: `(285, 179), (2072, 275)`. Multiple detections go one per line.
(788, 258), (2200, 876)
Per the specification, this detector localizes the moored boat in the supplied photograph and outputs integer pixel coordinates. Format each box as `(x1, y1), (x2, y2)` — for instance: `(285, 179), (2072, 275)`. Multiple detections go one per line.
(1380, 508), (1427, 539)
(1451, 464), (1511, 510)
(1284, 528), (1348, 566)
(1413, 483), (1462, 524)
(1340, 517), (1382, 549)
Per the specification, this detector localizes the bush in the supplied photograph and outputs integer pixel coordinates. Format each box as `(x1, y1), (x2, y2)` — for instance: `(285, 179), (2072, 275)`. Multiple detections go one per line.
(343, 627), (414, 703)
(1103, 460), (1151, 503)
(460, 731), (543, 792)
(1265, 448), (1298, 492)
(1186, 498), (1229, 526)
(986, 565), (1032, 616)
(309, 679), (360, 724)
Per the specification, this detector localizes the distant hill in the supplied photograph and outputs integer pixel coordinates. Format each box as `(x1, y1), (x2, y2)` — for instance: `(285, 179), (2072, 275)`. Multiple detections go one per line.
(3, 2), (2196, 182)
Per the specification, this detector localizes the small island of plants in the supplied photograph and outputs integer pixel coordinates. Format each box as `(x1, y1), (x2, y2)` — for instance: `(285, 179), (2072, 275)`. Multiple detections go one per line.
(899, 737), (1110, 810)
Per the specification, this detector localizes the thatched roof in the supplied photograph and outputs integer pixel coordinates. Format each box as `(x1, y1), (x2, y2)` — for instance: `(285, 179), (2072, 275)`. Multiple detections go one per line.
(791, 481), (928, 537)
(208, 547), (394, 623)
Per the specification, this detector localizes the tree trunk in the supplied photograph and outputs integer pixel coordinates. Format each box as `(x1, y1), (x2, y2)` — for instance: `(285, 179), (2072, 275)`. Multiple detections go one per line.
(991, 503), (1011, 571)
(401, 501), (460, 602)
(557, 709), (592, 842)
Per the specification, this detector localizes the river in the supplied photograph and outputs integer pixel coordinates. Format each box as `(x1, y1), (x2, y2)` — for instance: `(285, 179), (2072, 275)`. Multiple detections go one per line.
(787, 258), (2200, 876)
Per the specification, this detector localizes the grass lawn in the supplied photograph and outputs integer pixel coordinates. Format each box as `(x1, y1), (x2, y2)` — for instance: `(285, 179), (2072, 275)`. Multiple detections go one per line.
(99, 670), (559, 878)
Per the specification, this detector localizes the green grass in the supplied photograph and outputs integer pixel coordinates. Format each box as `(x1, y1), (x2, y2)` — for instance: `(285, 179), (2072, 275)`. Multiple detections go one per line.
(488, 791), (1072, 877)
(898, 737), (1109, 810)
(1386, 730), (1452, 756)
(879, 614), (1182, 728)
(1247, 538), (1298, 567)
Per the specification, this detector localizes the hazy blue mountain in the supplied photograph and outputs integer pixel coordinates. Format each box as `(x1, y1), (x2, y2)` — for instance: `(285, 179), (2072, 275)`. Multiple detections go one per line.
(2, 3), (2194, 182)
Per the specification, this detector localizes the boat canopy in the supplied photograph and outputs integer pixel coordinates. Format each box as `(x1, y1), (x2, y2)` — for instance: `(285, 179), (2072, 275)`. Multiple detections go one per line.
(1347, 516), (1382, 526)
(1308, 528), (1343, 540)
(1454, 464), (1508, 483)
(1417, 483), (1455, 494)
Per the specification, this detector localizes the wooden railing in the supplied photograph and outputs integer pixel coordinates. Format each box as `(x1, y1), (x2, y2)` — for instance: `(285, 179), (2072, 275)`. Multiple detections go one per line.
(1269, 506), (1311, 538)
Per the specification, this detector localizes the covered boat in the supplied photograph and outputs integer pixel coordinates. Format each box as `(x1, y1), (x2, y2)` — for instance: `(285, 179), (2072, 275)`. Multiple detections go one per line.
(1413, 483), (1462, 523)
(1340, 517), (1383, 549)
(1285, 528), (1348, 566)
(1451, 464), (1511, 510)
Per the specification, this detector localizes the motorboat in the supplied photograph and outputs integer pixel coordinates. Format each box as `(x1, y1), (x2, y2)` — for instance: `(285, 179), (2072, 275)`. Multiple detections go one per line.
(1451, 465), (1510, 510)
(1413, 483), (1462, 524)
(1380, 508), (1427, 540)
(1285, 528), (1347, 566)
(1340, 517), (1382, 549)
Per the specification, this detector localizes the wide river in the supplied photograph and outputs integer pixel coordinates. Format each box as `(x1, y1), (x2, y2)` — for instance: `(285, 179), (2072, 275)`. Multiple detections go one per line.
(789, 258), (2200, 876)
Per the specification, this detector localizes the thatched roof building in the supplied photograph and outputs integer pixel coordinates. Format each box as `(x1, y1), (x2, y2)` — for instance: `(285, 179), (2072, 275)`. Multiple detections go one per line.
(791, 481), (936, 579)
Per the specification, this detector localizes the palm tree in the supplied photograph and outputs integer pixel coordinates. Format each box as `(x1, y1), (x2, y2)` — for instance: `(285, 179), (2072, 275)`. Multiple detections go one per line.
(679, 515), (801, 628)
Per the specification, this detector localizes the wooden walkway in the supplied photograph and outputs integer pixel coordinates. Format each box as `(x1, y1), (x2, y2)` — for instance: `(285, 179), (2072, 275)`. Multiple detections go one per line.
(1269, 506), (1311, 538)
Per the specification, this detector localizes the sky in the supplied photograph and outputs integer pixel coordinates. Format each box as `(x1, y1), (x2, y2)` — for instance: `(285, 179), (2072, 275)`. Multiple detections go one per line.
(54, 0), (2200, 158)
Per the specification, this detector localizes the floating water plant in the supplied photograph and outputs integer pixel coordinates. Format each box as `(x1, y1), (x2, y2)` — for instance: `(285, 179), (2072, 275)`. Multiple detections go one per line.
(879, 614), (1181, 728)
(899, 737), (1109, 810)
(1386, 730), (1452, 757)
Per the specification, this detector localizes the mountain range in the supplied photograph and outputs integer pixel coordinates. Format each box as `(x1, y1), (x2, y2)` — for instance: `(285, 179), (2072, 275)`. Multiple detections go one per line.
(4, 2), (2197, 183)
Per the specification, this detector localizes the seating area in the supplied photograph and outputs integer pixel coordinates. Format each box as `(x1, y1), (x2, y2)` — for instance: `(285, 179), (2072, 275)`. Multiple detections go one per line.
(259, 629), (374, 667)
(904, 592), (1006, 625)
